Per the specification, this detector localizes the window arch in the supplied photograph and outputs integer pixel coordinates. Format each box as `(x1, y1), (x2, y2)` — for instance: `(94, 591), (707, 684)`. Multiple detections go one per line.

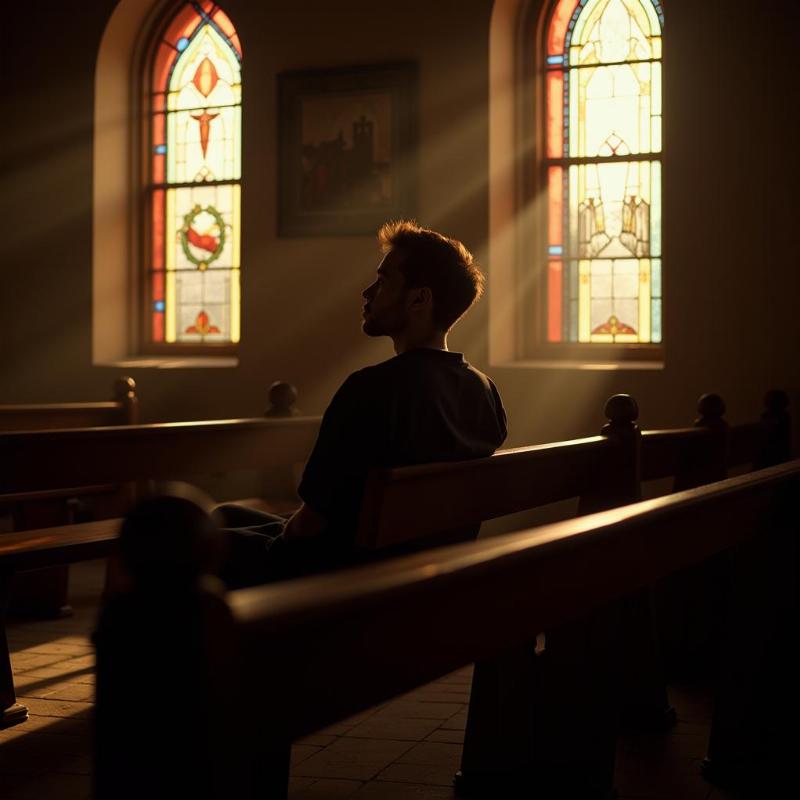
(146, 2), (242, 349)
(543, 0), (663, 347)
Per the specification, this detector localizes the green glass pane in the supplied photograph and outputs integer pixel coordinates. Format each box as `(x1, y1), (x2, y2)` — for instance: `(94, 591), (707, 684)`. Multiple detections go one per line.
(651, 298), (662, 342)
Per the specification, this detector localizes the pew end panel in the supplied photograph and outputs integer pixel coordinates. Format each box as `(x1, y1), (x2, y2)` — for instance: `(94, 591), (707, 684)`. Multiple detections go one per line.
(0, 377), (138, 619)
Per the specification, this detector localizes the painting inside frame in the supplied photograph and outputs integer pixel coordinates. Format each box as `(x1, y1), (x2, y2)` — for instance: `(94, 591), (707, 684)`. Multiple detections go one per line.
(279, 62), (418, 236)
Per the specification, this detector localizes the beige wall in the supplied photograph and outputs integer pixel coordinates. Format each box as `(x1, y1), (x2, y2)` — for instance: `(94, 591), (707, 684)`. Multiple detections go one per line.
(2, 0), (798, 447)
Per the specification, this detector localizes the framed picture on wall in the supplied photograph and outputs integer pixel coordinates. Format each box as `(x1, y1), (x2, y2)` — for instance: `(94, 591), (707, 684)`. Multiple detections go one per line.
(278, 62), (418, 237)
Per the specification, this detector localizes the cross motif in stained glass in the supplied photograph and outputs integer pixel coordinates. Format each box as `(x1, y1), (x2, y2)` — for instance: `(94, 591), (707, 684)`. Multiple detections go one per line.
(148, 2), (242, 346)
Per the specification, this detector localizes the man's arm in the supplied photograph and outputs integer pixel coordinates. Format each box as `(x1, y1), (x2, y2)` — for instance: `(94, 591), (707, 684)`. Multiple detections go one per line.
(283, 501), (326, 540)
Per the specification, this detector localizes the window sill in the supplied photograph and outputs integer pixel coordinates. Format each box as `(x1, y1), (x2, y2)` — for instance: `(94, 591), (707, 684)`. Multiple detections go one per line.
(96, 356), (239, 369)
(494, 359), (665, 371)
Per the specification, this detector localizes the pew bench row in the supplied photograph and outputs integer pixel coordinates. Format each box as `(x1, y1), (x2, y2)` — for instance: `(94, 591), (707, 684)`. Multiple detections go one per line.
(0, 390), (790, 732)
(94, 459), (800, 799)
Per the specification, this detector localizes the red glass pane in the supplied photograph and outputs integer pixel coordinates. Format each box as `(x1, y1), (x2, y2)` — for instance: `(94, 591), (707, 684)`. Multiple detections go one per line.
(548, 261), (563, 342)
(228, 33), (242, 57)
(152, 92), (166, 113)
(152, 271), (164, 302)
(546, 71), (563, 158)
(161, 3), (202, 49)
(548, 166), (563, 246)
(212, 8), (238, 42)
(153, 43), (176, 93)
(152, 312), (164, 342)
(152, 189), (165, 269)
(548, 0), (579, 55)
(152, 112), (165, 147)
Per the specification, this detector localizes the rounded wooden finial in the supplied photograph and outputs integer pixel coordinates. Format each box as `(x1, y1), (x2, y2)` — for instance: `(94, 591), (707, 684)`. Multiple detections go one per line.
(265, 381), (299, 417)
(604, 393), (639, 425)
(114, 376), (137, 401)
(697, 393), (725, 420)
(119, 483), (218, 585)
(764, 389), (789, 413)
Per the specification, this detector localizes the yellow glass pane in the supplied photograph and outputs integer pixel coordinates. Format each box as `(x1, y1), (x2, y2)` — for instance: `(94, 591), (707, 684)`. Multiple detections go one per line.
(165, 271), (176, 342)
(651, 115), (662, 152)
(652, 62), (662, 116)
(230, 269), (241, 343)
(638, 259), (651, 342)
(579, 260), (591, 341)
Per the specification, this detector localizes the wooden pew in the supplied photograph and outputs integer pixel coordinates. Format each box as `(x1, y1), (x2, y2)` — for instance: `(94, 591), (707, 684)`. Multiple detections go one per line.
(354, 390), (791, 795)
(93, 460), (800, 799)
(0, 377), (139, 618)
(0, 411), (321, 727)
(640, 390), (792, 674)
(0, 376), (139, 431)
(0, 396), (788, 749)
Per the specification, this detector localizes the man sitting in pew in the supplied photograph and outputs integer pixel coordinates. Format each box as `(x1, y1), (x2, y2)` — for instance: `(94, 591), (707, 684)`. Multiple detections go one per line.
(219, 220), (507, 585)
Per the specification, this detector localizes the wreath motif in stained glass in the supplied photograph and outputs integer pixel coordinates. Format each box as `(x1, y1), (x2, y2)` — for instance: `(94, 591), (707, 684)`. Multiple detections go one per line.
(147, 3), (242, 345)
(179, 204), (227, 270)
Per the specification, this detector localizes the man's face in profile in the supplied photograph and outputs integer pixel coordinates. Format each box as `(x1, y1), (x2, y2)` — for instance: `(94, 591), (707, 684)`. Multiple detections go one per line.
(361, 249), (409, 337)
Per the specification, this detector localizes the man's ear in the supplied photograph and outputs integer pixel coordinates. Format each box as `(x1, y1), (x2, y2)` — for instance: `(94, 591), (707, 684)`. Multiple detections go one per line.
(408, 286), (433, 312)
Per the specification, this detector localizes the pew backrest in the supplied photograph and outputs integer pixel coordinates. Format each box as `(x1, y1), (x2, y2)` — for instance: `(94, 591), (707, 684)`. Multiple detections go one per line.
(0, 416), (322, 496)
(355, 436), (611, 549)
(0, 377), (138, 431)
(357, 391), (792, 552)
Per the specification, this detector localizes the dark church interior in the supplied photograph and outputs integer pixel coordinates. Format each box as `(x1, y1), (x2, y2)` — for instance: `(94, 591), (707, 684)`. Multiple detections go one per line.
(1, 0), (798, 798)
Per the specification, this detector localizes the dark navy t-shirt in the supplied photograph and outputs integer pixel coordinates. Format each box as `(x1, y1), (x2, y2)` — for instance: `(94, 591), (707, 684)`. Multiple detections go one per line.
(298, 348), (507, 549)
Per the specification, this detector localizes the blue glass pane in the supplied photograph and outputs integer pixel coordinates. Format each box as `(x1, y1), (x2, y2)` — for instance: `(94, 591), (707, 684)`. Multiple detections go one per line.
(154, 300), (165, 312)
(154, 144), (167, 155)
(549, 245), (564, 255)
(651, 259), (661, 297)
(177, 36), (190, 52)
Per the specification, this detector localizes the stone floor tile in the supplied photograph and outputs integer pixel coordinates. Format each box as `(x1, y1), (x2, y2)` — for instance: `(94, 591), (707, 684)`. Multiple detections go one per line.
(409, 690), (471, 704)
(11, 642), (94, 657)
(288, 776), (317, 794)
(317, 721), (357, 736)
(351, 779), (456, 799)
(438, 712), (467, 731)
(292, 744), (323, 766)
(375, 762), (456, 787)
(297, 733), (339, 747)
(293, 738), (415, 781)
(344, 715), (441, 742)
(425, 729), (464, 745)
(20, 697), (93, 720)
(0, 714), (91, 739)
(378, 700), (464, 721)
(396, 742), (462, 770)
(289, 778), (363, 799)
(20, 682), (94, 703)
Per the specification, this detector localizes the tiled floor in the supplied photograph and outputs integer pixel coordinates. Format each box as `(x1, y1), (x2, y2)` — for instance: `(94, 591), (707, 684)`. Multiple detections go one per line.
(1, 561), (734, 799)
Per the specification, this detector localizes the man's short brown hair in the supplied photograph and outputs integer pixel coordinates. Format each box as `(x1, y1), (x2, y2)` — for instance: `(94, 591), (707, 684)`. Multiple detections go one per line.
(378, 220), (485, 331)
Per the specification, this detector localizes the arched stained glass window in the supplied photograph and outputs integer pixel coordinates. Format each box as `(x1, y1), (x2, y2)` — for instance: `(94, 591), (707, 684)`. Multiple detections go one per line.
(544, 0), (663, 345)
(148, 2), (242, 347)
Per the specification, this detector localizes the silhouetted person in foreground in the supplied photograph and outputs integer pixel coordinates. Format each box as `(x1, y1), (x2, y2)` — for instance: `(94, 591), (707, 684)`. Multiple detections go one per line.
(218, 220), (507, 585)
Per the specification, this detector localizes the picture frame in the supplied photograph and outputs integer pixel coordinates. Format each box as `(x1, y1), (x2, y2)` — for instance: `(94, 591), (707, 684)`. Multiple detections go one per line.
(278, 62), (418, 237)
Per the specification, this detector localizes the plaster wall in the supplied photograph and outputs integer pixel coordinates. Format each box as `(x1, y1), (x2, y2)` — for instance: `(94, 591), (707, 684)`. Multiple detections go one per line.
(1, 0), (798, 447)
